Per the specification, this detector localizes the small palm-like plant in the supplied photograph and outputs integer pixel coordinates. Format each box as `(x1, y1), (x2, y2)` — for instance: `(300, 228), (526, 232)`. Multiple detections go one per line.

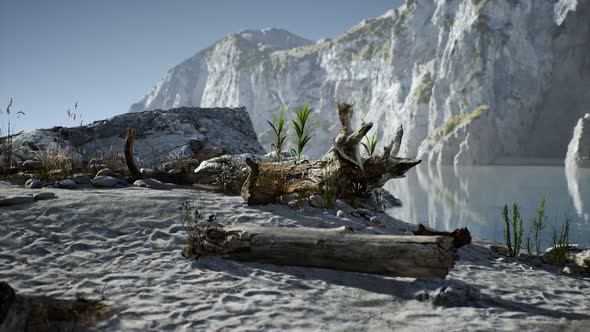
(502, 203), (523, 257)
(291, 104), (314, 159)
(361, 132), (378, 157)
(267, 106), (287, 161)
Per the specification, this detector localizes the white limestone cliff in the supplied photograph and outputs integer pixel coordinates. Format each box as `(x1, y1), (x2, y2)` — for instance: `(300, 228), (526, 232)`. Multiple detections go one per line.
(130, 0), (590, 165)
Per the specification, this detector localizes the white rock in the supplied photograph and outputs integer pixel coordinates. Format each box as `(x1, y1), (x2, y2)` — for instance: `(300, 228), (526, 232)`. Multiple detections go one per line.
(336, 210), (347, 218)
(25, 179), (42, 189)
(565, 114), (590, 168)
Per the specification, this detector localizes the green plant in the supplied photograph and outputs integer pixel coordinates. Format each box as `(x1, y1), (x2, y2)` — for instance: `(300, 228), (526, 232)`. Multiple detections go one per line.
(319, 166), (338, 209)
(551, 215), (571, 267)
(501, 203), (523, 257)
(532, 196), (546, 256)
(267, 106), (288, 161)
(361, 131), (378, 157)
(291, 103), (314, 159)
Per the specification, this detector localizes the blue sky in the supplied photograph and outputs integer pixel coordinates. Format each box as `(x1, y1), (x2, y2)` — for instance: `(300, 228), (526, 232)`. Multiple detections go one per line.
(0, 0), (404, 132)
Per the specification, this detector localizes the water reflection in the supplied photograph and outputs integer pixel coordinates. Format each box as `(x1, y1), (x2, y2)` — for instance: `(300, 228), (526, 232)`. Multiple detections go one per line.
(384, 164), (590, 247)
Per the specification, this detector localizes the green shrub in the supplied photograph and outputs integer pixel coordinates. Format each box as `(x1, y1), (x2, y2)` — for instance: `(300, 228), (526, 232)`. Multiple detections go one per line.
(291, 104), (314, 159)
(266, 106), (287, 161)
(319, 166), (337, 209)
(551, 215), (571, 267)
(501, 203), (523, 257)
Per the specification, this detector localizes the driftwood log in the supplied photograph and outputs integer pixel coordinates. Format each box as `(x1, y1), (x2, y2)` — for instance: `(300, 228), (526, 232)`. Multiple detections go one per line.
(241, 102), (421, 205)
(183, 225), (456, 278)
(413, 224), (472, 249)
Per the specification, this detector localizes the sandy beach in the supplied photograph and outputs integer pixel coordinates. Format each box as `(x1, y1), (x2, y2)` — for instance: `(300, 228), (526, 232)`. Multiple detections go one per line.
(1, 181), (589, 331)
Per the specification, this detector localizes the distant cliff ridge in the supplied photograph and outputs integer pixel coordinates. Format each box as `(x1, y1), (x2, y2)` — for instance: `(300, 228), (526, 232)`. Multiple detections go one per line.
(130, 0), (590, 165)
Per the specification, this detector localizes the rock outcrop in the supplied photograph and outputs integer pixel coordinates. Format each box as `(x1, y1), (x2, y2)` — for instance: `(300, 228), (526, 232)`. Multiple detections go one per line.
(4, 107), (264, 168)
(130, 0), (590, 165)
(566, 114), (590, 168)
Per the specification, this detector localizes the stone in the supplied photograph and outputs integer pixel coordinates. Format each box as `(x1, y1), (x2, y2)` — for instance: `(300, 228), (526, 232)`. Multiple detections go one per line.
(336, 210), (347, 218)
(96, 168), (126, 181)
(278, 193), (301, 205)
(334, 199), (355, 214)
(354, 208), (373, 220)
(0, 196), (35, 207)
(128, 2), (590, 163)
(21, 159), (42, 171)
(573, 250), (590, 270)
(55, 179), (78, 189)
(140, 168), (155, 176)
(33, 192), (56, 200)
(430, 284), (481, 307)
(91, 176), (122, 188)
(565, 113), (590, 168)
(370, 216), (385, 228)
(72, 173), (91, 184)
(309, 195), (324, 208)
(288, 199), (306, 210)
(303, 205), (322, 214)
(134, 178), (176, 190)
(517, 253), (543, 267)
(490, 245), (509, 256)
(25, 179), (42, 189)
(563, 263), (585, 275)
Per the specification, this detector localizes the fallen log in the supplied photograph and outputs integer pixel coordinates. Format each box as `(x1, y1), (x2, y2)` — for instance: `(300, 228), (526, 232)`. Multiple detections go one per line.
(241, 102), (421, 205)
(412, 224), (472, 249)
(183, 225), (455, 278)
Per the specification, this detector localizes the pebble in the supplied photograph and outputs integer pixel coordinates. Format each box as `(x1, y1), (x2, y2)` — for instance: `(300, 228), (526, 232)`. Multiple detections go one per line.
(336, 210), (347, 218)
(0, 196), (35, 207)
(25, 179), (42, 189)
(33, 192), (56, 200)
(96, 168), (126, 181)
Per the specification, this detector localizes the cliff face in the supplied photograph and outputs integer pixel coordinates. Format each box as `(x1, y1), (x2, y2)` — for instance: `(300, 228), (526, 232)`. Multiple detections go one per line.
(130, 0), (590, 165)
(566, 114), (590, 168)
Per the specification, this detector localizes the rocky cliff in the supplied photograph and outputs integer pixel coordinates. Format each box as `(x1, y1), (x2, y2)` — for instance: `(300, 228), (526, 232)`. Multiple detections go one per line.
(130, 0), (590, 165)
(6, 107), (264, 168)
(566, 113), (590, 168)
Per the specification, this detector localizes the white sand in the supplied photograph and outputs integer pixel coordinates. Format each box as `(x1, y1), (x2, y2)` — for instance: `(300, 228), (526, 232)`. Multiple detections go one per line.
(1, 181), (589, 331)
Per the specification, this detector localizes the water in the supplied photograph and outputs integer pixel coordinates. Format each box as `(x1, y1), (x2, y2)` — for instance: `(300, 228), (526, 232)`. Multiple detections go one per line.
(384, 165), (590, 248)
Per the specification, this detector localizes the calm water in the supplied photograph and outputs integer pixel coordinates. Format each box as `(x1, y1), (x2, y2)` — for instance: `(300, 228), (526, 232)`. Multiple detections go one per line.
(384, 165), (590, 248)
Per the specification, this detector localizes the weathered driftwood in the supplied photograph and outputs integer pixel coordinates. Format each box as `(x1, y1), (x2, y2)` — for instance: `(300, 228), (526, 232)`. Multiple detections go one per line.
(413, 224), (472, 249)
(124, 127), (196, 185)
(183, 225), (455, 278)
(241, 102), (421, 205)
(124, 128), (142, 181)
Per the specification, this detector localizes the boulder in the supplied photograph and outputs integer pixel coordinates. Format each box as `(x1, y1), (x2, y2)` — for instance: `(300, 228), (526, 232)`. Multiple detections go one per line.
(21, 160), (42, 171)
(133, 178), (177, 190)
(25, 179), (42, 189)
(91, 176), (122, 188)
(55, 179), (78, 189)
(4, 107), (264, 169)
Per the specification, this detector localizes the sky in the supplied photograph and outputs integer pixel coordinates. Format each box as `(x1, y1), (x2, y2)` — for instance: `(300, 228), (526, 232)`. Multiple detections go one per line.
(0, 0), (405, 132)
